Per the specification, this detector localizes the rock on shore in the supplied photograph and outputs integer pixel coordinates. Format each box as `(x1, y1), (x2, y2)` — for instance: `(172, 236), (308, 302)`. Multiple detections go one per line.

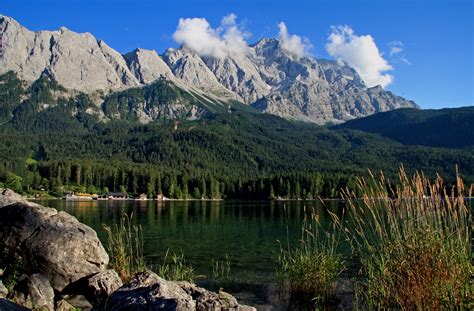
(0, 189), (256, 310)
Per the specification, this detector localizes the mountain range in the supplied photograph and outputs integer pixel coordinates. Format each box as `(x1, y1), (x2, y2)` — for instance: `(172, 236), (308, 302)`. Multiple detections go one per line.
(0, 15), (416, 124)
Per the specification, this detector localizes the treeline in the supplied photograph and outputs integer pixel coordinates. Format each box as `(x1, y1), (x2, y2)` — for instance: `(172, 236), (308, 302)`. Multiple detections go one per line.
(0, 71), (472, 199)
(0, 160), (359, 199)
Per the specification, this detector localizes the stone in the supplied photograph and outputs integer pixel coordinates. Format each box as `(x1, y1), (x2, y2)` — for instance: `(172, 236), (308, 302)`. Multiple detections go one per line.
(175, 281), (257, 311)
(176, 281), (222, 310)
(83, 270), (123, 306)
(106, 271), (256, 311)
(55, 299), (76, 311)
(105, 271), (196, 311)
(11, 273), (55, 311)
(0, 188), (31, 208)
(22, 211), (109, 292)
(62, 295), (93, 310)
(0, 191), (109, 292)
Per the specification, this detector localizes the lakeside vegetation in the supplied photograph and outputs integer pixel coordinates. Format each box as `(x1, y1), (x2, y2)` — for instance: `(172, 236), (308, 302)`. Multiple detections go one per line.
(276, 169), (473, 309)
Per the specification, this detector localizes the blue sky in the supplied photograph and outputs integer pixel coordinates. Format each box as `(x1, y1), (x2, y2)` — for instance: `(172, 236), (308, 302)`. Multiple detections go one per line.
(1, 0), (473, 109)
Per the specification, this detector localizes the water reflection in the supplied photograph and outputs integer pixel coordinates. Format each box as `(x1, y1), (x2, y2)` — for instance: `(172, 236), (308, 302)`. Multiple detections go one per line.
(39, 199), (344, 308)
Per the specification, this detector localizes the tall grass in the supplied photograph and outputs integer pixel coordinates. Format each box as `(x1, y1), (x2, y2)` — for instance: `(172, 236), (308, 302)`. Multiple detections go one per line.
(212, 254), (231, 281)
(276, 207), (343, 305)
(343, 168), (473, 309)
(103, 213), (146, 281)
(156, 249), (195, 283)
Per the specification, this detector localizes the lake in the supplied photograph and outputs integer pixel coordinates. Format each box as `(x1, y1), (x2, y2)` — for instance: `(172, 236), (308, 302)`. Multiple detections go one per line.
(37, 199), (345, 309)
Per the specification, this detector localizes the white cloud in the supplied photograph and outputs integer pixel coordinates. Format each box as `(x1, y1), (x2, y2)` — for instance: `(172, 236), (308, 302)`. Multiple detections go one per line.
(389, 41), (411, 65)
(172, 13), (249, 59)
(277, 22), (313, 58)
(389, 41), (404, 56)
(326, 25), (394, 88)
(221, 13), (237, 26)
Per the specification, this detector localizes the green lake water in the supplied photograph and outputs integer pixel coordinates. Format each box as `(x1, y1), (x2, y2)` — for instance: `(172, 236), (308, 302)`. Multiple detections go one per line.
(38, 199), (345, 309)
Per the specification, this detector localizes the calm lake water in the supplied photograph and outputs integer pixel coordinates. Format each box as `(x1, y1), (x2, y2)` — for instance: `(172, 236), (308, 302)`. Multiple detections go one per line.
(38, 199), (345, 309)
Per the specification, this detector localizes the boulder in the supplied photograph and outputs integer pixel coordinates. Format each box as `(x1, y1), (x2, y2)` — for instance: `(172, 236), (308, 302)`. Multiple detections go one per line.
(55, 299), (76, 311)
(22, 211), (109, 291)
(177, 282), (222, 310)
(0, 190), (109, 292)
(105, 271), (196, 311)
(0, 188), (31, 208)
(84, 270), (123, 306)
(177, 282), (256, 311)
(11, 273), (55, 311)
(107, 271), (256, 311)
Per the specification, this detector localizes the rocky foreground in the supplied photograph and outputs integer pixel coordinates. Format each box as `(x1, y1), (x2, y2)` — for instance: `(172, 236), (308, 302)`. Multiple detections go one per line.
(0, 188), (256, 310)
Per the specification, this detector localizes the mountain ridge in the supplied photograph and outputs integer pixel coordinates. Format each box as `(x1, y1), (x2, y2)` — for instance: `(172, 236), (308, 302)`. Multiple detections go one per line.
(0, 15), (416, 124)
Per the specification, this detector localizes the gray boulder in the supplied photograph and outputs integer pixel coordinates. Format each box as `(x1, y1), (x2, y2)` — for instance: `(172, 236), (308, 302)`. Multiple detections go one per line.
(84, 269), (123, 306)
(106, 271), (256, 311)
(0, 188), (31, 207)
(55, 299), (76, 311)
(11, 273), (55, 311)
(0, 190), (109, 292)
(106, 271), (195, 311)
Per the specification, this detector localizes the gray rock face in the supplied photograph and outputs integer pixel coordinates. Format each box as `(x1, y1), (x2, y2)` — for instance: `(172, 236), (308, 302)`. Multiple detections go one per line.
(55, 299), (76, 311)
(0, 190), (109, 292)
(11, 273), (55, 311)
(106, 271), (256, 311)
(0, 17), (139, 93)
(83, 270), (123, 306)
(106, 271), (196, 311)
(124, 49), (176, 84)
(0, 16), (416, 124)
(0, 188), (31, 208)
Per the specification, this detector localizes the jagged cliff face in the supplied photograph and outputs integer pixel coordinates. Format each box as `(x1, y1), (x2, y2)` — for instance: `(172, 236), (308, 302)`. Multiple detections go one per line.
(164, 38), (416, 123)
(0, 16), (417, 124)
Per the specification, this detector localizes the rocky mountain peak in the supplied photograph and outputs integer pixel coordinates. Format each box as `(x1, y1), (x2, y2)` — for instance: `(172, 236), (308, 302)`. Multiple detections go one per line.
(0, 16), (417, 124)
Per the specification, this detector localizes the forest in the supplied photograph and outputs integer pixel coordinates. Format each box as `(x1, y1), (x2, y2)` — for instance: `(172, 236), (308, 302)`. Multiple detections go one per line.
(0, 71), (472, 199)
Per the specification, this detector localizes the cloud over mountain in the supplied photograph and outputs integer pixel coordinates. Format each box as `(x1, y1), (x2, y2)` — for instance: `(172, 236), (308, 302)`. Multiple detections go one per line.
(326, 26), (393, 88)
(277, 22), (313, 58)
(172, 13), (249, 58)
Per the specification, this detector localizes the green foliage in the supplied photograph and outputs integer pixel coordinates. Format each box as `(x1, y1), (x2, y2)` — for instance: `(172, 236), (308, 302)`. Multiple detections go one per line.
(4, 172), (22, 193)
(156, 249), (195, 282)
(0, 72), (473, 200)
(276, 208), (343, 306)
(342, 169), (473, 309)
(102, 213), (146, 282)
(337, 106), (474, 148)
(211, 254), (231, 281)
(0, 248), (27, 292)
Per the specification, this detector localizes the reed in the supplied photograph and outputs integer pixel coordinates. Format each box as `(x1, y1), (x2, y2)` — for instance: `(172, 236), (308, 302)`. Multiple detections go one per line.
(212, 254), (231, 281)
(343, 168), (473, 309)
(276, 207), (343, 305)
(157, 249), (195, 282)
(102, 213), (146, 282)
